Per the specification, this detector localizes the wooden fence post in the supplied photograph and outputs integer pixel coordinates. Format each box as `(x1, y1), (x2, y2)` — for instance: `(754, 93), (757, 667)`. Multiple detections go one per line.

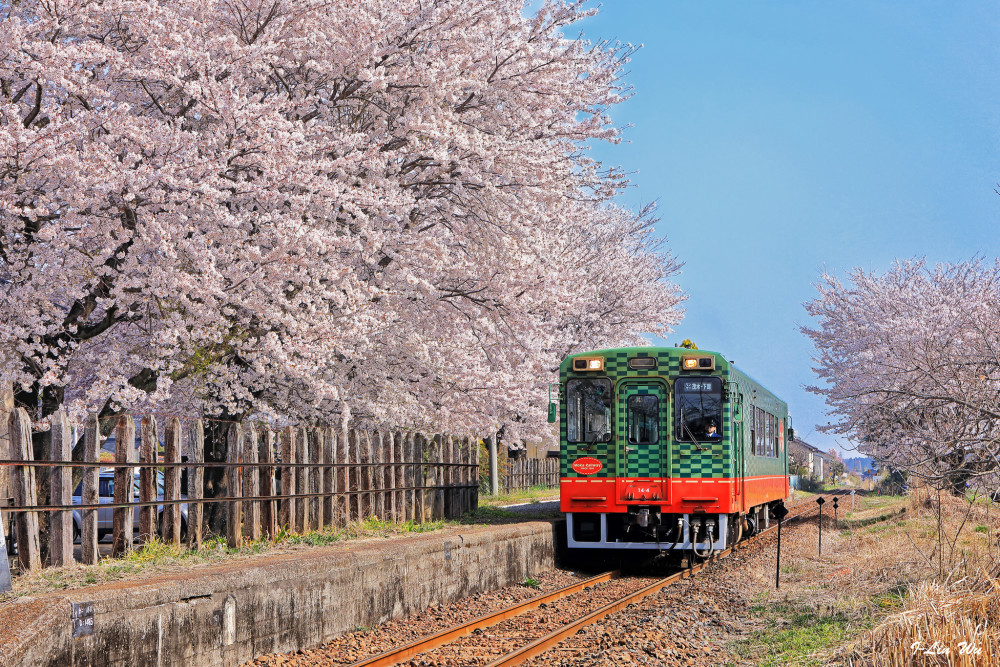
(455, 437), (466, 517)
(430, 435), (443, 520)
(112, 416), (136, 556)
(372, 431), (384, 520)
(242, 425), (261, 542)
(413, 434), (425, 522)
(383, 432), (395, 522)
(444, 436), (455, 518)
(279, 426), (295, 531)
(464, 437), (475, 515)
(295, 427), (309, 532)
(401, 433), (413, 522)
(260, 429), (277, 539)
(189, 419), (205, 549)
(439, 435), (449, 520)
(348, 429), (360, 521)
(336, 427), (349, 525)
(49, 409), (73, 567)
(163, 418), (182, 547)
(139, 416), (157, 543)
(393, 432), (405, 523)
(225, 423), (243, 548)
(10, 408), (40, 571)
(472, 437), (480, 512)
(81, 413), (100, 565)
(323, 427), (335, 528)
(313, 428), (324, 530)
(361, 431), (374, 519)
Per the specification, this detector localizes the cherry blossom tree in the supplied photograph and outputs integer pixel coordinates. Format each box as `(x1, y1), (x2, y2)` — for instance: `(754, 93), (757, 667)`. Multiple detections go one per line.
(803, 259), (1000, 494)
(1, 0), (684, 442)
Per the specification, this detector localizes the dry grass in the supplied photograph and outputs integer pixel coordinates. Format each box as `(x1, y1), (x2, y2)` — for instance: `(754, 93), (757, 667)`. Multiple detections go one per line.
(825, 484), (1000, 666)
(846, 579), (1000, 667)
(724, 489), (1000, 665)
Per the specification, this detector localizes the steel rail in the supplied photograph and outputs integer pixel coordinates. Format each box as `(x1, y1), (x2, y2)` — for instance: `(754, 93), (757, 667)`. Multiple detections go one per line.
(344, 492), (836, 667)
(484, 497), (826, 667)
(344, 570), (620, 667)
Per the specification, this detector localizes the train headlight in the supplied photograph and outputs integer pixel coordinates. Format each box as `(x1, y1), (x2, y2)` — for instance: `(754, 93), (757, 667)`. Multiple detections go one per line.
(681, 355), (715, 371)
(572, 356), (605, 372)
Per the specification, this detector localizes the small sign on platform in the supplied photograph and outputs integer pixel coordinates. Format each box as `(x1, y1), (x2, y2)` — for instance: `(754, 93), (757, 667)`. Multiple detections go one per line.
(72, 602), (95, 638)
(0, 516), (10, 593)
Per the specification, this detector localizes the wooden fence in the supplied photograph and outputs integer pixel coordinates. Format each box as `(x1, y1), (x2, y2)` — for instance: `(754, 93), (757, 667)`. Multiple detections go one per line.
(1, 408), (479, 573)
(502, 457), (559, 493)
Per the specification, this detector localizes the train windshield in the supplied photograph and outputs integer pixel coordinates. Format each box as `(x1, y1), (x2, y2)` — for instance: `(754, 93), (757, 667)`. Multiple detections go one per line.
(566, 378), (612, 444)
(675, 377), (723, 442)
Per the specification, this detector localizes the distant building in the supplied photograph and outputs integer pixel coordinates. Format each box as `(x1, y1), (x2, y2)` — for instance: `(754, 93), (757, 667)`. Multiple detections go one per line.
(844, 456), (873, 474)
(788, 437), (831, 482)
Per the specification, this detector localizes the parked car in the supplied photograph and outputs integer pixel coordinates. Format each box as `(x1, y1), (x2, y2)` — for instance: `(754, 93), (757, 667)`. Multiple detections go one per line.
(72, 470), (188, 543)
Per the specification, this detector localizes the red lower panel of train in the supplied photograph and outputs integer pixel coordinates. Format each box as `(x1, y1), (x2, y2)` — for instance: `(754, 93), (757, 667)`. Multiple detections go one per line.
(560, 475), (788, 515)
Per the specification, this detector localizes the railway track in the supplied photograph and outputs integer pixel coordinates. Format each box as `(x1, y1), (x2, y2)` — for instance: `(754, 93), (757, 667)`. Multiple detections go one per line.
(346, 492), (843, 667)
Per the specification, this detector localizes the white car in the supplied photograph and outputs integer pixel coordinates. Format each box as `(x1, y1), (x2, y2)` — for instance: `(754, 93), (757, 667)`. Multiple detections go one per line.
(71, 470), (189, 542)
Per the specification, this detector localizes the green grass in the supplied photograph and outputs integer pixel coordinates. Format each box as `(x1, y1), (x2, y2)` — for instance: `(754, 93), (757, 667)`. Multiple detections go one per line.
(729, 604), (868, 667)
(522, 576), (541, 589)
(460, 506), (519, 523)
(479, 485), (559, 507)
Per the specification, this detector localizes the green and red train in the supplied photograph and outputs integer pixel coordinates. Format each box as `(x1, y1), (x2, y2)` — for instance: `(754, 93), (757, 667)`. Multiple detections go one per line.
(550, 345), (791, 555)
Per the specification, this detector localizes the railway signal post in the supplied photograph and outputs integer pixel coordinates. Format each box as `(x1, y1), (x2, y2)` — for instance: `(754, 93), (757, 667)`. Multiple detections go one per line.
(832, 496), (839, 526)
(773, 501), (789, 589)
(816, 496), (826, 555)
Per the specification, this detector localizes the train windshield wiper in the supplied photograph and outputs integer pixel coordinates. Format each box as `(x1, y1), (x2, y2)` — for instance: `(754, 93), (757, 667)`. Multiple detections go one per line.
(581, 424), (609, 451)
(679, 408), (708, 451)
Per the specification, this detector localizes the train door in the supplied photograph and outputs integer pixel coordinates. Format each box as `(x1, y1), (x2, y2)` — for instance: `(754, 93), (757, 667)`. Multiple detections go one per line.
(617, 381), (669, 504)
(731, 386), (746, 511)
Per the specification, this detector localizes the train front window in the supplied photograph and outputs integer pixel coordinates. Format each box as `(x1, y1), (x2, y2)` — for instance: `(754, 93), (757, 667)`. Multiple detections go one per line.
(675, 377), (723, 442)
(566, 378), (612, 444)
(627, 395), (658, 444)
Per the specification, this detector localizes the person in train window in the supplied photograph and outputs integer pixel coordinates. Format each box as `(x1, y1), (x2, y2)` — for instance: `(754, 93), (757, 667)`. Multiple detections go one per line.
(705, 419), (721, 439)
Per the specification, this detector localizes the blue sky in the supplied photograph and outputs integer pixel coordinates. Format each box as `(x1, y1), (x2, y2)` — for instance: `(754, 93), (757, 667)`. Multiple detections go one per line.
(575, 2), (1000, 456)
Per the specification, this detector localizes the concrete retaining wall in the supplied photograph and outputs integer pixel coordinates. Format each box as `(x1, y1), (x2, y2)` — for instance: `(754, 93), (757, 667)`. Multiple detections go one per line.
(0, 521), (557, 667)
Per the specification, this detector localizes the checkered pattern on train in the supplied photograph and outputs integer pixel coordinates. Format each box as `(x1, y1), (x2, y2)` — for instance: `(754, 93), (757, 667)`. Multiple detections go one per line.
(673, 440), (732, 478)
(560, 349), (679, 478)
(561, 348), (737, 479)
(665, 371), (735, 479)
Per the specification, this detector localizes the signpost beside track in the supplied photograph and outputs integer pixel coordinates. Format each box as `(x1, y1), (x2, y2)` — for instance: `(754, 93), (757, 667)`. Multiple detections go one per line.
(816, 496), (826, 555)
(773, 500), (789, 589)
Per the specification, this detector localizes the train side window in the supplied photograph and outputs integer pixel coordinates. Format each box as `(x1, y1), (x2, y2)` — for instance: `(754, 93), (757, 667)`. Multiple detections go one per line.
(756, 408), (765, 456)
(765, 413), (772, 457)
(627, 395), (658, 445)
(770, 414), (778, 457)
(566, 378), (613, 444)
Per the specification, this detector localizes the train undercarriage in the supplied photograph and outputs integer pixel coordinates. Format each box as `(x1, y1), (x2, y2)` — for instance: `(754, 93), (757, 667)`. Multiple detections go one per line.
(566, 504), (776, 555)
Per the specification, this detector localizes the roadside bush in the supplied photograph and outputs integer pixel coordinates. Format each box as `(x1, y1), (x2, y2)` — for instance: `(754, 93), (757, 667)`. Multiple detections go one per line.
(799, 476), (824, 493)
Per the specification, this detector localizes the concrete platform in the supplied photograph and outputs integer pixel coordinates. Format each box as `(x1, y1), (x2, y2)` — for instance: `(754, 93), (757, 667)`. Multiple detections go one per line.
(0, 521), (558, 667)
